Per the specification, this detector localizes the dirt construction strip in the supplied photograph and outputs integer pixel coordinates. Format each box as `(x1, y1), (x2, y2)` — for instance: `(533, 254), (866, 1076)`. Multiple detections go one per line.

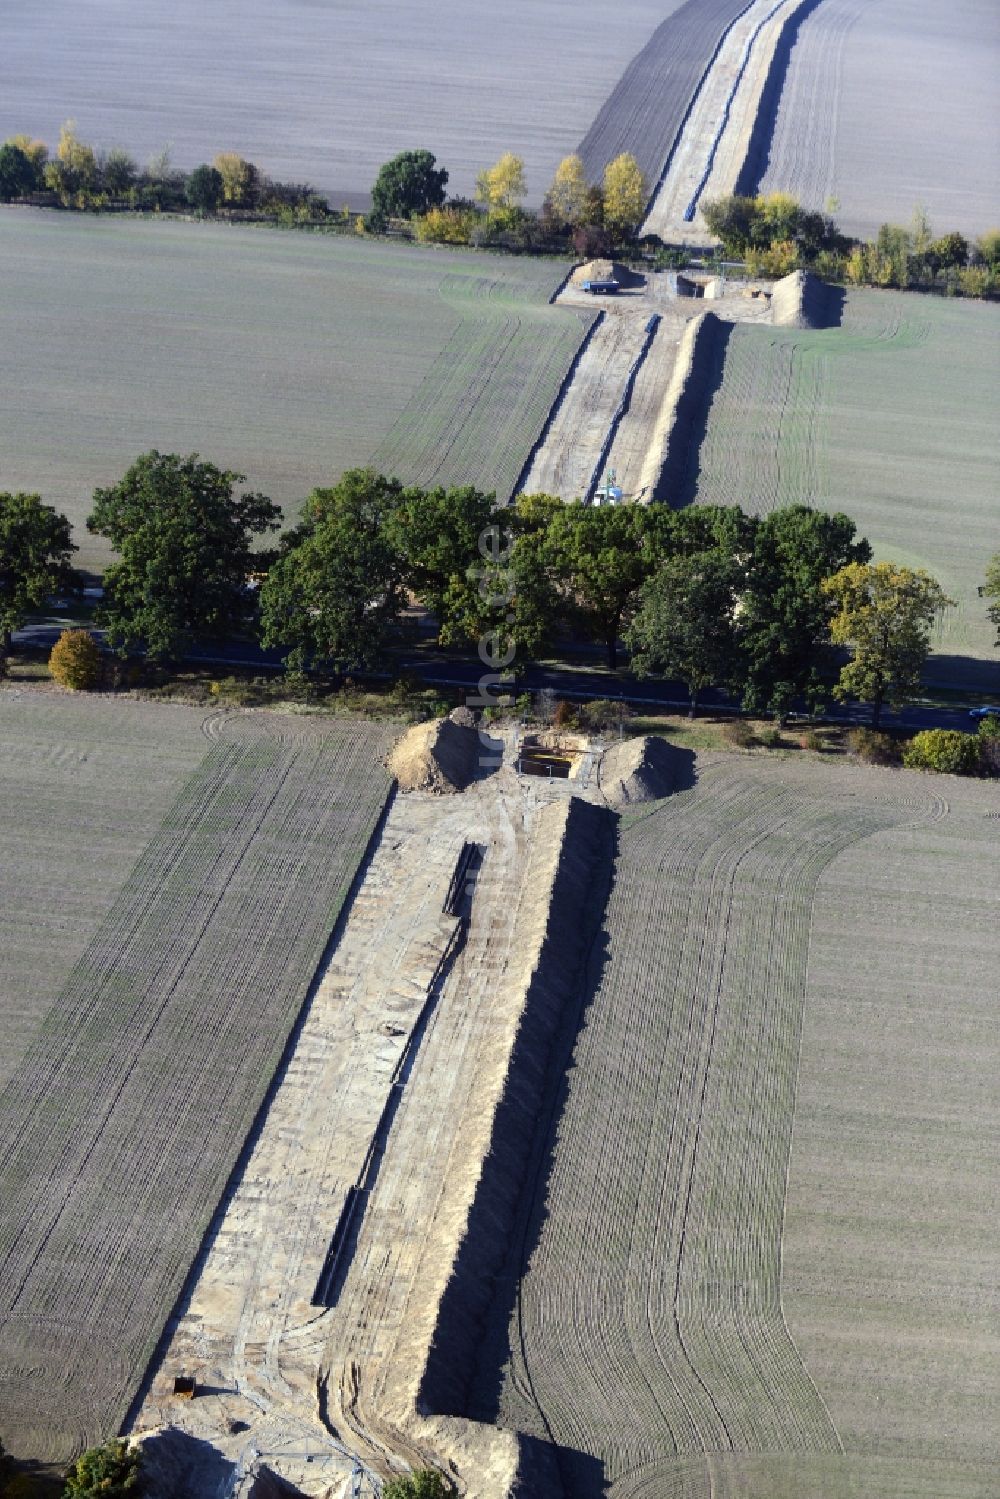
(577, 0), (754, 189)
(642, 0), (814, 244)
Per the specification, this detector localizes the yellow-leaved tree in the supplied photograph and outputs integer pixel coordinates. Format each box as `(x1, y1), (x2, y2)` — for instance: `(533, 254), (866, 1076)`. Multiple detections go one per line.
(476, 152), (526, 211)
(43, 121), (98, 204)
(213, 152), (260, 206)
(49, 629), (101, 691)
(547, 154), (589, 228)
(602, 153), (646, 238)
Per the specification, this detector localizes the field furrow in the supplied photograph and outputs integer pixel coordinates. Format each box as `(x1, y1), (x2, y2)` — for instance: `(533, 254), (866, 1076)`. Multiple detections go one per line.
(758, 0), (1000, 238)
(689, 291), (1000, 680)
(578, 0), (755, 190)
(482, 761), (933, 1495)
(0, 712), (394, 1464)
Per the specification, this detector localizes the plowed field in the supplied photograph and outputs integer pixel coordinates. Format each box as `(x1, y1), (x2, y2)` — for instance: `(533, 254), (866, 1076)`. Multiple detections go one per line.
(689, 290), (1000, 680)
(757, 0), (1000, 238)
(0, 213), (583, 571)
(478, 758), (1000, 1498)
(0, 697), (394, 1464)
(0, 0), (676, 205)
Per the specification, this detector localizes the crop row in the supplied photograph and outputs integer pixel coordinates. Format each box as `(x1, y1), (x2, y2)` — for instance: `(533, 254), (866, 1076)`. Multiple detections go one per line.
(0, 714), (394, 1464)
(578, 0), (755, 191)
(491, 761), (926, 1495)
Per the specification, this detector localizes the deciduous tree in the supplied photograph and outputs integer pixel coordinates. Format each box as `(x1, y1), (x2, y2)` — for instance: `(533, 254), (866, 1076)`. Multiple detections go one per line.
(5, 132), (48, 187)
(627, 548), (742, 716)
(476, 152), (526, 210)
(602, 153), (646, 238)
(259, 469), (405, 673)
(544, 501), (662, 669)
(0, 491), (77, 678)
(186, 163), (224, 212)
(100, 146), (137, 197)
(43, 121), (98, 204)
(87, 451), (280, 660)
(547, 154), (589, 228)
(213, 151), (260, 206)
(383, 484), (501, 643)
(822, 561), (954, 727)
(63, 1438), (142, 1499)
(371, 149), (448, 219)
(49, 628), (101, 690)
(0, 142), (35, 200)
(739, 505), (870, 719)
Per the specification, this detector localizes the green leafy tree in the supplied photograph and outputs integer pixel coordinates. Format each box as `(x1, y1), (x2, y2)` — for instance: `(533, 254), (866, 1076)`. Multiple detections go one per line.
(0, 491), (77, 678)
(822, 561), (955, 727)
(100, 147), (137, 197)
(545, 502), (663, 669)
(984, 551), (1000, 646)
(627, 548), (742, 716)
(902, 728), (978, 775)
(371, 149), (448, 219)
(63, 1439), (142, 1498)
(5, 133), (48, 187)
(259, 469), (405, 673)
(602, 153), (646, 238)
(382, 1471), (454, 1499)
(0, 142), (35, 200)
(446, 493), (564, 662)
(384, 484), (501, 643)
(739, 506), (870, 719)
(186, 163), (224, 211)
(87, 451), (280, 660)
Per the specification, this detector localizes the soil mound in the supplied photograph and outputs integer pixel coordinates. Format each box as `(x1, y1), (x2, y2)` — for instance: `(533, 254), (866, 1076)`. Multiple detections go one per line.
(388, 715), (481, 794)
(571, 258), (645, 288)
(771, 269), (838, 328)
(600, 735), (679, 808)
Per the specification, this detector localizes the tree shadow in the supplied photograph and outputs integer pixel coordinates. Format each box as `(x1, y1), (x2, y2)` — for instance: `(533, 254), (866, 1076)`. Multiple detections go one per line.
(734, 0), (828, 198)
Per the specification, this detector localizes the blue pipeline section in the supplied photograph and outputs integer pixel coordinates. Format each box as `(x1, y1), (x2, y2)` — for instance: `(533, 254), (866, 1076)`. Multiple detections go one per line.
(683, 0), (791, 222)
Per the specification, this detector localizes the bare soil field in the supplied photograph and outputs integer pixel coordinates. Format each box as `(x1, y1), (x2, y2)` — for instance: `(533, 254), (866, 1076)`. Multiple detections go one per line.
(757, 0), (1000, 238)
(0, 0), (676, 206)
(578, 0), (754, 191)
(474, 756), (1000, 1498)
(689, 288), (1000, 680)
(0, 212), (583, 572)
(0, 699), (394, 1465)
(0, 693), (209, 1093)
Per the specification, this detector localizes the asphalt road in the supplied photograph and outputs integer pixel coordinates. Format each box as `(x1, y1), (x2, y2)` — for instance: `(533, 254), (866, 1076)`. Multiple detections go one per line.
(12, 618), (995, 734)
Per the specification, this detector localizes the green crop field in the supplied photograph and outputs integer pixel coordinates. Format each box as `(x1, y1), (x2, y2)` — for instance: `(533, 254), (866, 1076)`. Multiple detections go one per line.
(688, 290), (1000, 685)
(0, 691), (396, 1464)
(0, 211), (587, 573)
(481, 756), (1000, 1499)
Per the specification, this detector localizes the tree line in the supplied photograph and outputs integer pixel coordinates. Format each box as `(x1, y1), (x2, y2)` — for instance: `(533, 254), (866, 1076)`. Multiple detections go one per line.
(702, 193), (999, 299)
(0, 123), (329, 223)
(5, 457), (998, 728)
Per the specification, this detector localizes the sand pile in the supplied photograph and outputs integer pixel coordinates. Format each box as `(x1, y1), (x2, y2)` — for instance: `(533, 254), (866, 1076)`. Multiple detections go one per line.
(571, 258), (645, 288)
(600, 735), (678, 808)
(388, 713), (480, 794)
(771, 268), (837, 328)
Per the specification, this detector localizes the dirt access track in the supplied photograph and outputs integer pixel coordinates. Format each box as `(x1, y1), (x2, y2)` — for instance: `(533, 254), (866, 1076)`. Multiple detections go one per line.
(132, 728), (625, 1497)
(523, 267), (776, 505)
